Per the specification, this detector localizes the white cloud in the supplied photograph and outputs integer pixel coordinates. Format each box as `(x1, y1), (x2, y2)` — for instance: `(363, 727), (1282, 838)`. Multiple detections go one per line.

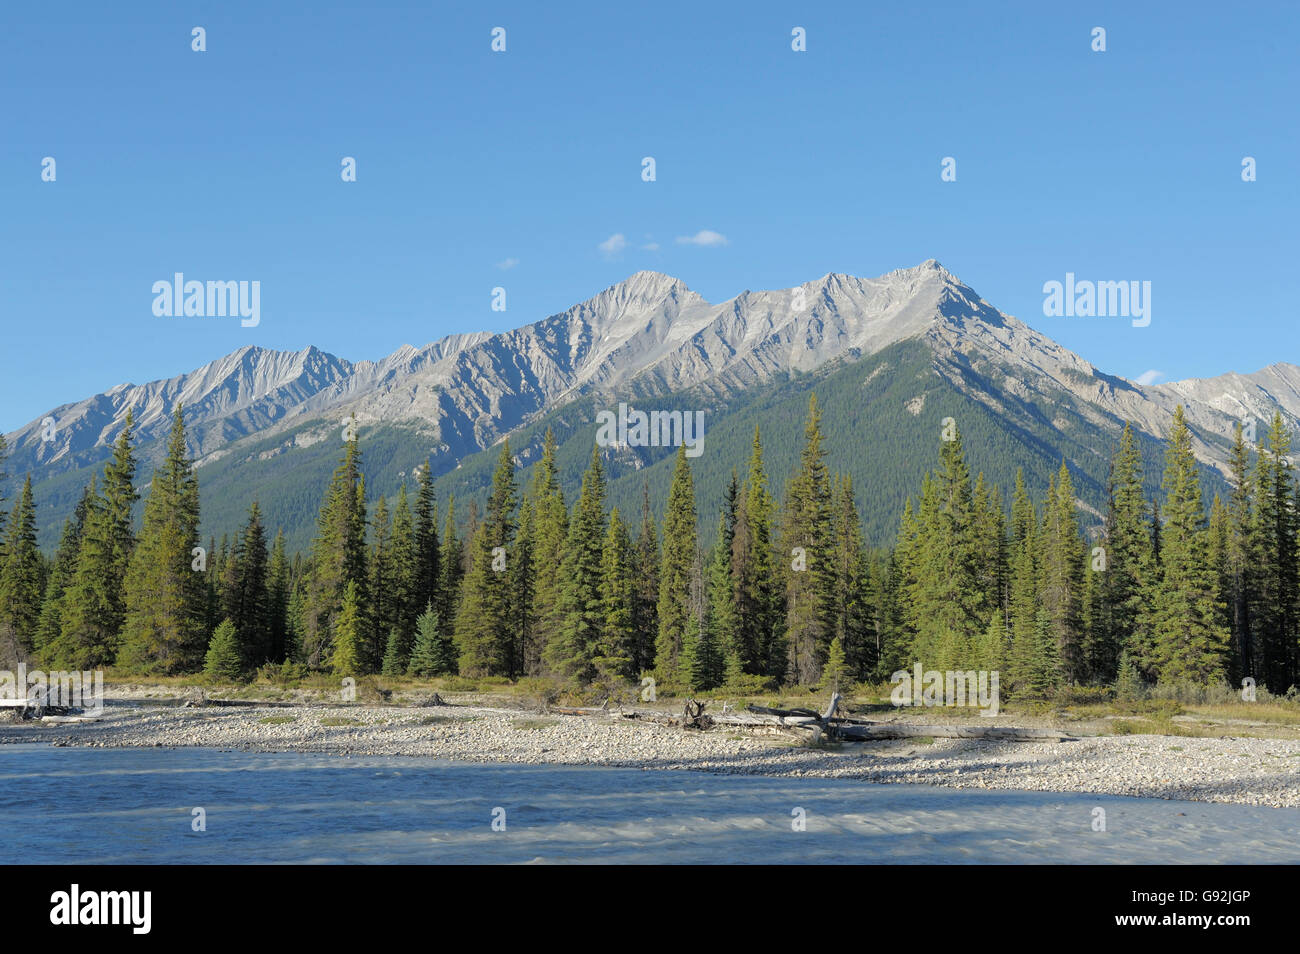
(1135, 369), (1164, 386)
(495, 257), (519, 270)
(675, 229), (729, 247)
(641, 242), (660, 251)
(598, 233), (627, 258)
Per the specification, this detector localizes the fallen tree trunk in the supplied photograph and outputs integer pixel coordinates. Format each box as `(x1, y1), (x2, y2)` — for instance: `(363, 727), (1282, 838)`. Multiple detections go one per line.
(832, 724), (1075, 742)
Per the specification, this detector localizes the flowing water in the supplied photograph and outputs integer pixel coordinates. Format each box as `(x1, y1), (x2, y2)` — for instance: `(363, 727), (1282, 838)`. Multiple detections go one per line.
(2, 744), (1296, 863)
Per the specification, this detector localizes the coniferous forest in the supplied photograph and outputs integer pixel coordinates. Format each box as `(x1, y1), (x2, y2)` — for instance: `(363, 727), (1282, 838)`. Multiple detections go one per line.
(1, 394), (1297, 699)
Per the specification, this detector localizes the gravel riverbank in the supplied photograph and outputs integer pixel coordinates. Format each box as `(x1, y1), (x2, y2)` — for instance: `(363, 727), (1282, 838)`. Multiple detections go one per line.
(3, 695), (1299, 808)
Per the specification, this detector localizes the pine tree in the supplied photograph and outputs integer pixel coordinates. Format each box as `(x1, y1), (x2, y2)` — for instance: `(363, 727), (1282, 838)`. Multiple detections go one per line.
(119, 406), (207, 673)
(1142, 406), (1230, 685)
(203, 618), (244, 681)
(656, 445), (698, 681)
(0, 476), (42, 663)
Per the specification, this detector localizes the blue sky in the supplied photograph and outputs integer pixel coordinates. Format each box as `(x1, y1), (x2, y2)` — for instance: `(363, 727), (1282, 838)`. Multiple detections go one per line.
(3, 0), (1296, 432)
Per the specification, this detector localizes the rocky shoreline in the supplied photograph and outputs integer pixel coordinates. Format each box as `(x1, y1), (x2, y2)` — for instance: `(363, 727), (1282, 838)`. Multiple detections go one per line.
(4, 696), (1300, 808)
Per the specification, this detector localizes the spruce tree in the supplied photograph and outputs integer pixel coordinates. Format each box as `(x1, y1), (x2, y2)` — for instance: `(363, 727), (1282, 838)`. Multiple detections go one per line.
(266, 529), (291, 662)
(385, 486), (417, 669)
(119, 406), (207, 673)
(408, 604), (451, 676)
(630, 482), (660, 676)
(1251, 412), (1298, 690)
(35, 484), (93, 658)
(203, 618), (244, 681)
(781, 394), (837, 684)
(1040, 463), (1085, 683)
(1005, 470), (1041, 694)
(100, 411), (140, 636)
(734, 427), (782, 678)
(454, 442), (519, 676)
(436, 495), (463, 653)
(547, 447), (608, 683)
(1142, 406), (1230, 684)
(367, 495), (392, 670)
(0, 433), (7, 539)
(510, 495), (537, 678)
(527, 429), (568, 673)
(817, 636), (848, 692)
(0, 476), (42, 663)
(831, 474), (873, 679)
(223, 502), (270, 669)
(303, 435), (367, 669)
(413, 458), (440, 621)
(380, 630), (406, 675)
(597, 507), (636, 680)
(905, 424), (984, 674)
(330, 580), (365, 676)
(55, 415), (138, 668)
(1225, 421), (1255, 680)
(655, 445), (698, 681)
(1095, 424), (1153, 683)
(702, 512), (738, 686)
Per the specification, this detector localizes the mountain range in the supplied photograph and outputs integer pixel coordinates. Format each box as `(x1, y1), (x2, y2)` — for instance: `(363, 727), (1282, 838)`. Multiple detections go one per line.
(6, 261), (1297, 552)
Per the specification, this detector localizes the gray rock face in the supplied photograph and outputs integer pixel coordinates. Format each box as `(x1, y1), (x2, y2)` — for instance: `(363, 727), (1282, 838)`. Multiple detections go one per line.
(5, 261), (1296, 480)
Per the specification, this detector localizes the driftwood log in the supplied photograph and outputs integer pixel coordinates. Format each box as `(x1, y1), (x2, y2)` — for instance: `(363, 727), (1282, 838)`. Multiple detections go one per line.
(738, 693), (1074, 742)
(541, 692), (1074, 742)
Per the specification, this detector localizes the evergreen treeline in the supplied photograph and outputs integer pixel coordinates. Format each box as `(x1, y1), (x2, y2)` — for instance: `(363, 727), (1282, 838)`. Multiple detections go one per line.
(2, 398), (1298, 696)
